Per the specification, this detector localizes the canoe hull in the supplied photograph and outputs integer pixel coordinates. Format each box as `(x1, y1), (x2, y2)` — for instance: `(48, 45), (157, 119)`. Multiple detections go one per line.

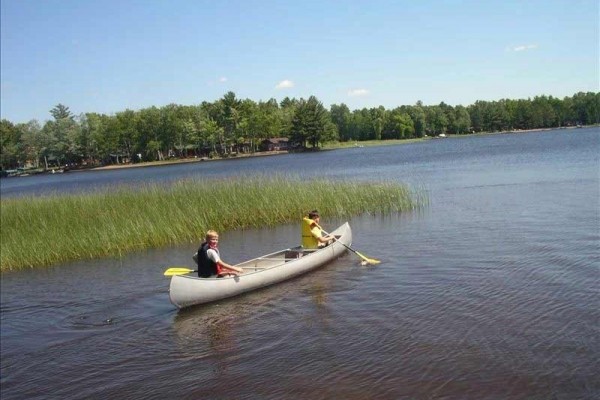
(169, 222), (352, 308)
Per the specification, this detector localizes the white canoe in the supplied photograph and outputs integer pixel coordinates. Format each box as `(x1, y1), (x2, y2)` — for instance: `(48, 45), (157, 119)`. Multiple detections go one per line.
(169, 222), (352, 308)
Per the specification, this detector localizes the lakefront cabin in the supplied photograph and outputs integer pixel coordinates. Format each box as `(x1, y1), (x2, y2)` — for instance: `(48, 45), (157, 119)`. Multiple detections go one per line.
(260, 138), (289, 152)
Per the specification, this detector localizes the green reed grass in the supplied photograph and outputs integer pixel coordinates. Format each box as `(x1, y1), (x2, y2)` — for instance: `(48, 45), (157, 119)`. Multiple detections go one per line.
(0, 177), (427, 271)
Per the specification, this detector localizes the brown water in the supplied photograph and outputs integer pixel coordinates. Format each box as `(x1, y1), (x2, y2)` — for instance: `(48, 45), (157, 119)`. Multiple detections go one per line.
(1, 128), (599, 399)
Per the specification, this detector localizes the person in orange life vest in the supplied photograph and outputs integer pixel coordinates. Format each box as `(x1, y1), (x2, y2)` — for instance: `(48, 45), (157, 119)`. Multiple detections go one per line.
(196, 230), (244, 278)
(301, 210), (335, 249)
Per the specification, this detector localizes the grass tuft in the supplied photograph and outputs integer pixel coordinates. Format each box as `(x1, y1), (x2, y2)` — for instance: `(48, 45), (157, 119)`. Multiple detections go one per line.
(0, 176), (427, 271)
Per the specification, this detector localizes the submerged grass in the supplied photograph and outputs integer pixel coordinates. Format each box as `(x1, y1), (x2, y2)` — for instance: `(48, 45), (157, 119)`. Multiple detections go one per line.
(0, 176), (427, 271)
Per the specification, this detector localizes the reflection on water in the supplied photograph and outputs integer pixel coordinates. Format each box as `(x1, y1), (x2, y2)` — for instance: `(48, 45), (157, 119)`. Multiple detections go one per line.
(308, 282), (329, 307)
(1, 128), (599, 399)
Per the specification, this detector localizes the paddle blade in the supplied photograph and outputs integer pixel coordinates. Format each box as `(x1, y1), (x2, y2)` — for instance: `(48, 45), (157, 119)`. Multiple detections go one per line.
(163, 267), (195, 276)
(355, 251), (381, 265)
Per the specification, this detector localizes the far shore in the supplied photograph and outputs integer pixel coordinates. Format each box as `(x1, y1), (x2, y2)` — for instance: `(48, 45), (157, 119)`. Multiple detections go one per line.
(92, 125), (588, 172)
(91, 150), (289, 171)
(3, 125), (591, 175)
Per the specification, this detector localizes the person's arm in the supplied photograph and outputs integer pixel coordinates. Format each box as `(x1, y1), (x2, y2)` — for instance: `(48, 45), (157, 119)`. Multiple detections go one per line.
(317, 235), (333, 244)
(208, 249), (244, 275)
(311, 225), (334, 244)
(218, 260), (244, 274)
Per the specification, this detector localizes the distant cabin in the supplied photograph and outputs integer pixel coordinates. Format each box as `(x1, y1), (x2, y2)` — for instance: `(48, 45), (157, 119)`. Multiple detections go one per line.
(260, 138), (289, 152)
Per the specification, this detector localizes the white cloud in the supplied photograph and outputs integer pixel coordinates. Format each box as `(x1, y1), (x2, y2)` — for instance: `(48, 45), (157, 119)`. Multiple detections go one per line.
(348, 88), (369, 97)
(206, 77), (227, 86)
(509, 44), (538, 52)
(275, 80), (294, 89)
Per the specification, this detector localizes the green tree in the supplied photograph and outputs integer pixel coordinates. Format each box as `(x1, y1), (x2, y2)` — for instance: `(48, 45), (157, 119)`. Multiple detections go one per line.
(406, 103), (427, 137)
(0, 119), (21, 169)
(572, 92), (600, 125)
(425, 105), (448, 135)
(513, 99), (534, 130)
(549, 96), (567, 127)
(80, 113), (105, 164)
(190, 106), (213, 155)
(532, 95), (556, 128)
(330, 103), (353, 141)
(137, 107), (162, 160)
(217, 91), (242, 154)
(279, 97), (297, 138)
(115, 109), (139, 161)
(50, 103), (73, 121)
(179, 119), (198, 157)
(452, 105), (471, 134)
(351, 108), (375, 140)
(20, 120), (44, 168)
(201, 118), (223, 155)
(486, 101), (510, 132)
(289, 96), (333, 148)
(246, 99), (282, 151)
(468, 101), (485, 132)
(42, 118), (81, 166)
(385, 109), (414, 139)
(42, 104), (82, 165)
(370, 106), (386, 141)
(401, 112), (416, 138)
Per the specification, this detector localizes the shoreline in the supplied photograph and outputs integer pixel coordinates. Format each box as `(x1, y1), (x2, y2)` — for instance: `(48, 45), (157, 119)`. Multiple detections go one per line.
(94, 127), (576, 171)
(90, 150), (289, 171)
(3, 125), (592, 175)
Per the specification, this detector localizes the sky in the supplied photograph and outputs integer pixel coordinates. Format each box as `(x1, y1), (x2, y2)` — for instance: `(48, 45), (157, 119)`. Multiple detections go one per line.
(1, 0), (598, 123)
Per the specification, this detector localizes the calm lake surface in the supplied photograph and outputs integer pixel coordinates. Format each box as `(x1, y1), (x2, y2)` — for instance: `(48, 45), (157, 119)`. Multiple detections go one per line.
(1, 128), (599, 399)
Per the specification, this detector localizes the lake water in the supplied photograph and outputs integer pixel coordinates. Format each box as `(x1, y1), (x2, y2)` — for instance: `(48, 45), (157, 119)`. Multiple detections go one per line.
(1, 128), (599, 399)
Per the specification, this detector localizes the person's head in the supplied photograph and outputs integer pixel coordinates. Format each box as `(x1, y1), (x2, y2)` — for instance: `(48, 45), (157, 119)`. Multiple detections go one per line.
(205, 230), (219, 248)
(308, 210), (320, 222)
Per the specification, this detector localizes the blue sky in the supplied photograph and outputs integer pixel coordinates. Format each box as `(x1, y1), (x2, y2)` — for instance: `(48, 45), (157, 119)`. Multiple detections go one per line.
(1, 0), (598, 123)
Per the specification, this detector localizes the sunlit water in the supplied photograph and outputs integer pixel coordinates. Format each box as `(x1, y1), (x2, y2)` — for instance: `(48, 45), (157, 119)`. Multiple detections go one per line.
(1, 128), (599, 399)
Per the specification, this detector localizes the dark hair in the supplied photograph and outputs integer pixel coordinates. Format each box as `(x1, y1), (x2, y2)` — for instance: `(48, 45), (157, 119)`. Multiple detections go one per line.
(308, 210), (319, 219)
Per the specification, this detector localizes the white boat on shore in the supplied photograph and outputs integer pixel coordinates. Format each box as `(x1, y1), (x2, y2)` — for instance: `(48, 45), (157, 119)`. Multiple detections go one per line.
(168, 222), (352, 308)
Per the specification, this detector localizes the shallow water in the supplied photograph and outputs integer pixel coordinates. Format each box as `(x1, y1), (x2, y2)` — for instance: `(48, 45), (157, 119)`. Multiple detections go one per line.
(1, 128), (599, 399)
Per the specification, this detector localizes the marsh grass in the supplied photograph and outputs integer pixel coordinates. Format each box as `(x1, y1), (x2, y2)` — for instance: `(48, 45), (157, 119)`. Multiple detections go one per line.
(1, 177), (427, 271)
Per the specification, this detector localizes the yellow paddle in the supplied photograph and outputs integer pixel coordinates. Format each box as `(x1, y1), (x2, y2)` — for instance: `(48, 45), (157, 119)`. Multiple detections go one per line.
(318, 225), (381, 265)
(163, 267), (196, 276)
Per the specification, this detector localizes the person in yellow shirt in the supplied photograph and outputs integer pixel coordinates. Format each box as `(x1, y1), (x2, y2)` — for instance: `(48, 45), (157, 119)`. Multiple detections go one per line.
(301, 210), (335, 249)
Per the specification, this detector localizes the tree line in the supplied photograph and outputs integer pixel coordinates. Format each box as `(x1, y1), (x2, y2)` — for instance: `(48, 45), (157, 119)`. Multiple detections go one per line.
(1, 91), (598, 171)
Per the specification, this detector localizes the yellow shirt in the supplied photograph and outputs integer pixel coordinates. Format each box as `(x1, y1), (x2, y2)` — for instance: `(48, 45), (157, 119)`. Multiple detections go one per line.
(301, 217), (322, 248)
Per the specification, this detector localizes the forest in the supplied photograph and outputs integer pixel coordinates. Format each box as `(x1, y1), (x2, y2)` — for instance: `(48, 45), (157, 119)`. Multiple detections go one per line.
(1, 91), (598, 171)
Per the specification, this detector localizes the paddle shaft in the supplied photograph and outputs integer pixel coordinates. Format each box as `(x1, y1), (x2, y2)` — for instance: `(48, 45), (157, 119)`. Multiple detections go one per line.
(164, 262), (246, 276)
(316, 224), (379, 264)
(319, 227), (363, 256)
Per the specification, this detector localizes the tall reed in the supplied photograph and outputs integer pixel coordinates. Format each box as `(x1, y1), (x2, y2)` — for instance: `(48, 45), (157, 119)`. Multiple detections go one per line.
(0, 176), (427, 271)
